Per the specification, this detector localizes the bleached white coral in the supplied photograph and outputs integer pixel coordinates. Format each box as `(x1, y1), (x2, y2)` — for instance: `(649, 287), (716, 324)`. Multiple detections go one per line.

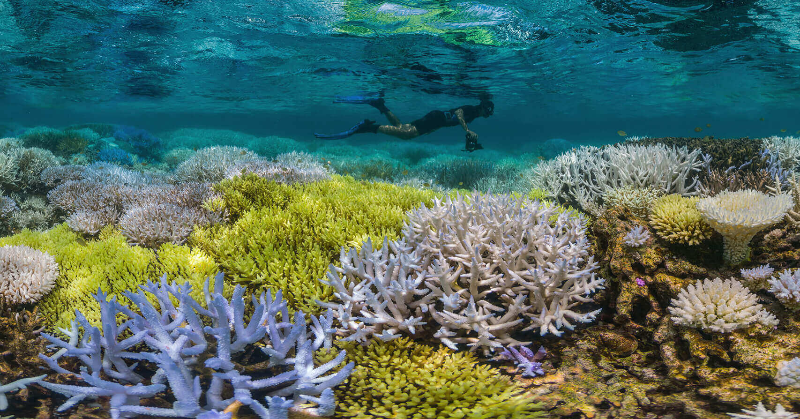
(624, 225), (650, 247)
(118, 202), (220, 248)
(728, 402), (799, 419)
(320, 193), (606, 354)
(768, 269), (800, 310)
(531, 143), (707, 215)
(697, 190), (793, 265)
(668, 278), (779, 333)
(173, 146), (259, 183)
(741, 264), (774, 283)
(775, 357), (800, 388)
(0, 245), (58, 305)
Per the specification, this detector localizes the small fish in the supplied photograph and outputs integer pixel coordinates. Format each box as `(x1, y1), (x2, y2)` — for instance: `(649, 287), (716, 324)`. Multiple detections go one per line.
(760, 117), (765, 121)
(797, 130), (800, 134)
(402, 170), (409, 175)
(519, 173), (524, 178)
(423, 182), (431, 187)
(458, 182), (463, 186)
(537, 155), (545, 161)
(703, 136), (711, 141)
(706, 123), (711, 127)
(694, 127), (702, 132)
(781, 129), (787, 133)
(617, 130), (627, 136)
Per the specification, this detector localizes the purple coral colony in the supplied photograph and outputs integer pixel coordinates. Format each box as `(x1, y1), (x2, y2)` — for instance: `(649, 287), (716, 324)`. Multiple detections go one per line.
(2, 2), (800, 419)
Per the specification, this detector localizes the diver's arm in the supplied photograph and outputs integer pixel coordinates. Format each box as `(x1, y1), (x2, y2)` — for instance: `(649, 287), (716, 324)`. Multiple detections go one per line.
(455, 109), (478, 140)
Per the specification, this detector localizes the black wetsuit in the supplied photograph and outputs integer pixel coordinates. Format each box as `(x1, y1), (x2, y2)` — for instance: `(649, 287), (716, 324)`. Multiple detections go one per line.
(411, 105), (481, 135)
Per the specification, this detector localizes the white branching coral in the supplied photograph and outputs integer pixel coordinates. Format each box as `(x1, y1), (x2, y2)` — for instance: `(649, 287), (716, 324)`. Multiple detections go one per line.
(0, 245), (58, 305)
(768, 269), (800, 310)
(319, 193), (606, 354)
(740, 264), (775, 289)
(697, 190), (793, 265)
(668, 278), (779, 333)
(775, 357), (800, 388)
(728, 402), (799, 419)
(531, 143), (707, 215)
(624, 225), (650, 247)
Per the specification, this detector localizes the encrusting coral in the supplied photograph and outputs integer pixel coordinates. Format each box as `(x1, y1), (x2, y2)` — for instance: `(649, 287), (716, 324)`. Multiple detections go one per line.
(314, 337), (545, 419)
(697, 190), (793, 265)
(318, 192), (605, 353)
(649, 194), (713, 245)
(0, 245), (58, 305)
(668, 277), (778, 333)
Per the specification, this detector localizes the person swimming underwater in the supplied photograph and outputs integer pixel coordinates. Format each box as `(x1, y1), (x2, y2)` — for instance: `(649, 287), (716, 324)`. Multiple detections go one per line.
(314, 94), (494, 152)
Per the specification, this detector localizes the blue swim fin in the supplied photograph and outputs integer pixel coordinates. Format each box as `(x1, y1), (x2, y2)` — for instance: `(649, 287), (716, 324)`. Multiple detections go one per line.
(333, 91), (384, 104)
(314, 119), (377, 140)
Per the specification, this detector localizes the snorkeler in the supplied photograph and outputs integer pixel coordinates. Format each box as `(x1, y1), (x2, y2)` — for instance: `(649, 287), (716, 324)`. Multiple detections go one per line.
(314, 93), (494, 152)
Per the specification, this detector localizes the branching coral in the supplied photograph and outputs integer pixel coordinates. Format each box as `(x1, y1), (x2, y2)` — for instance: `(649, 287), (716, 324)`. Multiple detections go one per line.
(649, 194), (713, 245)
(697, 190), (793, 265)
(36, 274), (353, 419)
(191, 174), (438, 314)
(768, 269), (800, 310)
(319, 192), (605, 353)
(624, 225), (650, 247)
(603, 186), (662, 217)
(0, 224), (218, 330)
(172, 146), (260, 183)
(0, 245), (58, 305)
(668, 278), (779, 333)
(314, 337), (545, 419)
(728, 402), (799, 419)
(740, 264), (775, 288)
(531, 143), (707, 215)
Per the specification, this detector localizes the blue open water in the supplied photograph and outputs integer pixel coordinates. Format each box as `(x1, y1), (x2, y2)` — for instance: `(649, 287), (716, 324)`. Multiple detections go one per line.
(1, 0), (799, 150)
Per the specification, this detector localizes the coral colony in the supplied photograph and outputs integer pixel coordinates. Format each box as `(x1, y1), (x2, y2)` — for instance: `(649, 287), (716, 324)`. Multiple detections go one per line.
(5, 132), (800, 418)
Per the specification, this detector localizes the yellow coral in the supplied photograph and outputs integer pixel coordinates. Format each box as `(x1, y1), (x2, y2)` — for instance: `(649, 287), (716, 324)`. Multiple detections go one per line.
(0, 224), (219, 330)
(649, 194), (713, 246)
(315, 338), (545, 419)
(190, 174), (439, 313)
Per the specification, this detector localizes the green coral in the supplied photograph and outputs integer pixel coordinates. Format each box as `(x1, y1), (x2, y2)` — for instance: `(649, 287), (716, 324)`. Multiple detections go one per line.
(649, 194), (713, 245)
(19, 126), (95, 157)
(316, 338), (545, 419)
(0, 224), (219, 330)
(190, 174), (439, 313)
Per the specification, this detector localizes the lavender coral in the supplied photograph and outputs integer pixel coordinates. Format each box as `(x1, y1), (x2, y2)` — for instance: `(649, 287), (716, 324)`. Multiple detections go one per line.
(741, 264), (775, 288)
(36, 273), (353, 419)
(775, 357), (800, 388)
(500, 345), (547, 377)
(768, 269), (800, 310)
(319, 192), (606, 354)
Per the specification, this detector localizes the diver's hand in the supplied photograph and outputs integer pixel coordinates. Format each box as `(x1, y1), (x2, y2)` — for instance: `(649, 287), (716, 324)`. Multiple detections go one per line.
(466, 130), (478, 142)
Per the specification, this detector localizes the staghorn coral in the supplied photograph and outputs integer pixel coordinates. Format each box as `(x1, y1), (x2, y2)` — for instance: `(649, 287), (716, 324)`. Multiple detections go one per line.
(768, 269), (800, 310)
(699, 168), (773, 197)
(0, 245), (58, 305)
(697, 190), (793, 265)
(314, 337), (545, 419)
(668, 277), (778, 333)
(531, 143), (707, 215)
(728, 402), (799, 419)
(35, 274), (353, 419)
(172, 145), (260, 183)
(649, 194), (714, 246)
(775, 357), (800, 388)
(226, 150), (332, 184)
(624, 225), (650, 247)
(319, 193), (606, 353)
(118, 202), (221, 248)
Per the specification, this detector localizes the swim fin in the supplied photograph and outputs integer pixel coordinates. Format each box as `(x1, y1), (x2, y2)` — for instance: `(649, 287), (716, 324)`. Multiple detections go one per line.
(314, 119), (377, 140)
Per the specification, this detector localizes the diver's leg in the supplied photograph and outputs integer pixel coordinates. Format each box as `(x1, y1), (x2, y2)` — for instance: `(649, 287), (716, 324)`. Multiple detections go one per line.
(377, 124), (419, 140)
(369, 98), (402, 127)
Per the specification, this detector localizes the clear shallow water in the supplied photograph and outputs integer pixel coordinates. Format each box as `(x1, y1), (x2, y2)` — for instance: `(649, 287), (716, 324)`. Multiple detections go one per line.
(1, 0), (799, 150)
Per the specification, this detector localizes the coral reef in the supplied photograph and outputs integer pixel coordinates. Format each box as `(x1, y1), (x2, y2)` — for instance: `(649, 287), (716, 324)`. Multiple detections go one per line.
(36, 274), (353, 418)
(319, 193), (605, 353)
(191, 174), (439, 313)
(0, 245), (58, 305)
(768, 269), (800, 310)
(19, 126), (94, 158)
(112, 125), (161, 160)
(649, 194), (713, 246)
(697, 190), (793, 265)
(314, 337), (545, 418)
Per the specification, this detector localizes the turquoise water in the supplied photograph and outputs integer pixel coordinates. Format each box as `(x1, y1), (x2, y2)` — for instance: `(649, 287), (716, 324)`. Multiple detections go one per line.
(2, 0), (799, 150)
